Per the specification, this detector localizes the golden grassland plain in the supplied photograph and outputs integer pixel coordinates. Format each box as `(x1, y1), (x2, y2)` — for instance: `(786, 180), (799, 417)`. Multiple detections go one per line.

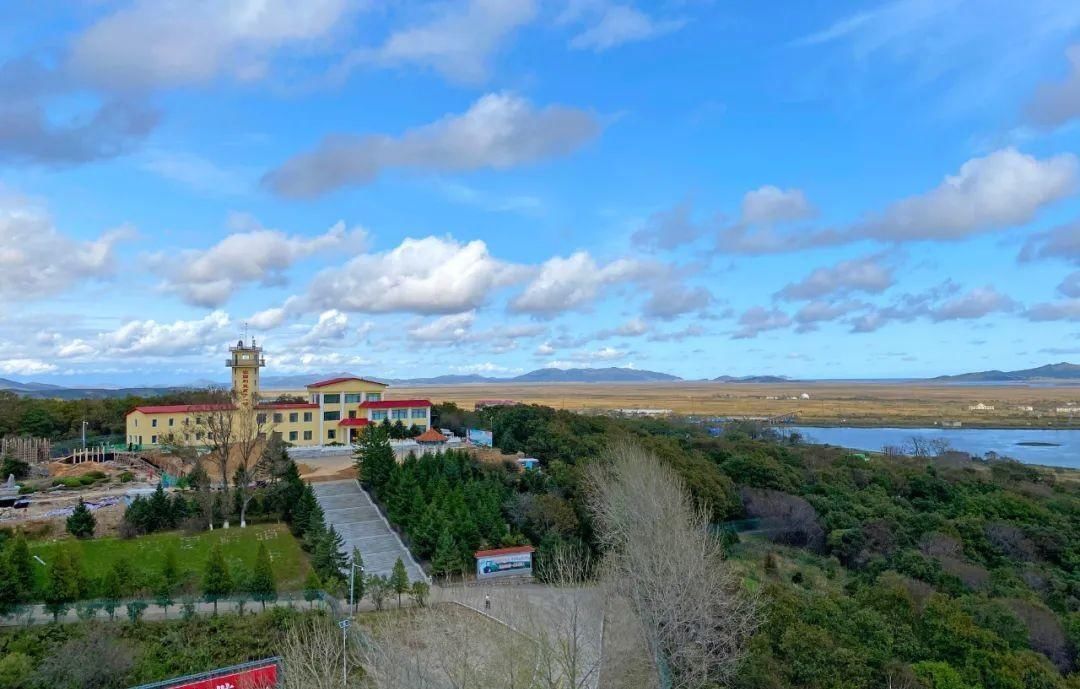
(390, 381), (1080, 428)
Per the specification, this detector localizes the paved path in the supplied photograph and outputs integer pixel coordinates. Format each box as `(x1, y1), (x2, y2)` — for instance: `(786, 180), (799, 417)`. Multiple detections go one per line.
(311, 479), (427, 583)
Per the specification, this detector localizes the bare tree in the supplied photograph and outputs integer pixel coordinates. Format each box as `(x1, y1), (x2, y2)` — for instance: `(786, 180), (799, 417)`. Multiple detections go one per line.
(233, 414), (277, 528)
(280, 616), (365, 689)
(586, 441), (759, 689)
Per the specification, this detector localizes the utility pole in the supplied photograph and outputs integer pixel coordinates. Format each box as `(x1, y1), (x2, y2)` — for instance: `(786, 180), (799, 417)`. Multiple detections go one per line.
(81, 420), (88, 449)
(339, 618), (351, 684)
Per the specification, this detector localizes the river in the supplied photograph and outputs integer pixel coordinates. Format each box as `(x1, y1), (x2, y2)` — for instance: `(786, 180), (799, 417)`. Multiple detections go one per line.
(786, 426), (1080, 469)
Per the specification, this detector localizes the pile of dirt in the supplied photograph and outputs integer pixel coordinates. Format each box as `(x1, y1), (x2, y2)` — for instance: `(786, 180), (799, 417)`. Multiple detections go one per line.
(48, 461), (116, 478)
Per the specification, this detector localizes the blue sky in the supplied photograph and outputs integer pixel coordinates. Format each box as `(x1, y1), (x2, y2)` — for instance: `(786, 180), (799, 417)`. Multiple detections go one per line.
(1, 0), (1079, 385)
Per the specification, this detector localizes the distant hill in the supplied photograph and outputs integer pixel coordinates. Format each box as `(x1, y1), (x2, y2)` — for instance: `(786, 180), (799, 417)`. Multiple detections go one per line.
(511, 367), (681, 383)
(713, 375), (790, 383)
(0, 380), (189, 400)
(387, 374), (496, 386)
(932, 362), (1080, 383)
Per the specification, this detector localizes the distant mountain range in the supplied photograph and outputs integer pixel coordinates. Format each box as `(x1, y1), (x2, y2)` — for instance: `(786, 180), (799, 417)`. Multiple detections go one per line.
(931, 362), (1080, 383)
(3, 362), (1078, 399)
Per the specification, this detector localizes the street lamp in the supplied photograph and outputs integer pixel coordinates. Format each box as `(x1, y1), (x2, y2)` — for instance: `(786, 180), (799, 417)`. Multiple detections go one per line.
(349, 562), (365, 613)
(81, 420), (88, 449)
(339, 617), (351, 685)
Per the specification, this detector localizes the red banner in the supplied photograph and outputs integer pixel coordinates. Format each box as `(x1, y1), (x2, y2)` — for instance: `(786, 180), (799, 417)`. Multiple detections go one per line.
(165, 664), (278, 689)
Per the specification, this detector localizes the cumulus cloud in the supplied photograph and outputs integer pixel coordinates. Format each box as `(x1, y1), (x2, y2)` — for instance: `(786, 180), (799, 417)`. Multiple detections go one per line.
(0, 191), (133, 300)
(631, 200), (706, 251)
(68, 0), (353, 90)
(351, 0), (536, 85)
(1025, 299), (1080, 322)
(1060, 272), (1080, 298)
(853, 148), (1077, 241)
(306, 236), (523, 314)
(153, 217), (366, 307)
(733, 307), (792, 339)
(565, 3), (685, 52)
(62, 311), (232, 359)
(741, 186), (816, 225)
(264, 93), (599, 198)
(511, 252), (652, 315)
(1019, 219), (1080, 265)
(929, 286), (1017, 321)
(1026, 44), (1080, 129)
(642, 281), (712, 319)
(647, 324), (705, 342)
(776, 253), (896, 300)
(270, 351), (372, 374)
(0, 358), (58, 375)
(296, 310), (350, 347)
(794, 300), (865, 333)
(408, 311), (476, 342)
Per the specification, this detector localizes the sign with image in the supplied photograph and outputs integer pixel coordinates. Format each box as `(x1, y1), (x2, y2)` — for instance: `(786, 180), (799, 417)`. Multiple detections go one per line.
(475, 547), (534, 579)
(131, 659), (279, 689)
(467, 429), (493, 447)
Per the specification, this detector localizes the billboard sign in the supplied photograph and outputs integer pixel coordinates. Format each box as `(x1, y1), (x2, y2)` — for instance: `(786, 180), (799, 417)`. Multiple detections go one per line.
(475, 547), (534, 579)
(131, 659), (279, 689)
(467, 429), (493, 447)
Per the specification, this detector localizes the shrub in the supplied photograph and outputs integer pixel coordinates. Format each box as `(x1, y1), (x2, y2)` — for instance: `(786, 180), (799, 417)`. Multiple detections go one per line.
(120, 471), (134, 483)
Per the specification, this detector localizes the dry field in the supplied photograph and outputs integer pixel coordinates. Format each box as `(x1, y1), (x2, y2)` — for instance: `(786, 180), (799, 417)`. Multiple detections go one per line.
(393, 381), (1080, 428)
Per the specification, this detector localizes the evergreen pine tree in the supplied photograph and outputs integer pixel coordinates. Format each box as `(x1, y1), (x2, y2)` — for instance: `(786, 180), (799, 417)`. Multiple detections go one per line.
(8, 534), (33, 600)
(0, 551), (17, 614)
(303, 570), (321, 609)
(147, 483), (170, 531)
(201, 543), (233, 614)
(101, 567), (123, 621)
(389, 557), (409, 607)
(43, 547), (78, 622)
(314, 526), (347, 581)
(161, 548), (180, 593)
(355, 425), (394, 493)
(348, 547), (365, 611)
(292, 483), (315, 536)
(113, 557), (136, 598)
(249, 543), (277, 611)
(409, 580), (430, 608)
(431, 530), (463, 578)
(66, 498), (96, 539)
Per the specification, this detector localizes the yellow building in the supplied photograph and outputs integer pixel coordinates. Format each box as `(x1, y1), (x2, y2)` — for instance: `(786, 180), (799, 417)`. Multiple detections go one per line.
(125, 339), (432, 449)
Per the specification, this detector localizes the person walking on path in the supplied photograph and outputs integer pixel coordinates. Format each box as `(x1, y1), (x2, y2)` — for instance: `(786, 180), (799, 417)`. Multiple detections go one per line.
(484, 594), (491, 611)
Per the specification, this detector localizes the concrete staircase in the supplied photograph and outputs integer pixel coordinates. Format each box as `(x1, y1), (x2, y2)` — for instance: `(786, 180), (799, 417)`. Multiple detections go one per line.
(310, 480), (428, 583)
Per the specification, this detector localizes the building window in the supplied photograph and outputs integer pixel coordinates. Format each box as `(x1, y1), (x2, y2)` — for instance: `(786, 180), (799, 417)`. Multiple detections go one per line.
(391, 409), (408, 420)
(303, 430), (312, 440)
(371, 410), (388, 421)
(168, 418), (175, 426)
(348, 410), (356, 419)
(273, 413), (283, 423)
(411, 408), (427, 419)
(303, 412), (313, 422)
(289, 431), (298, 441)
(289, 412), (298, 423)
(366, 393), (382, 402)
(196, 431), (204, 440)
(151, 435), (157, 444)
(257, 413), (267, 424)
(323, 393), (341, 404)
(133, 419), (138, 427)
(324, 411), (340, 421)
(327, 429), (336, 440)
(196, 416), (203, 425)
(345, 393), (362, 403)
(151, 418), (158, 427)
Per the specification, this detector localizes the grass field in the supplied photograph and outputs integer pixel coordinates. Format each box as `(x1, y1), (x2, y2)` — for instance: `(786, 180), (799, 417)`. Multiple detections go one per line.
(29, 523), (310, 592)
(392, 381), (1080, 428)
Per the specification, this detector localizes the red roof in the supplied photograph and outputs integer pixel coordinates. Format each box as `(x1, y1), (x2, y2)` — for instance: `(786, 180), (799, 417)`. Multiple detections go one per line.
(416, 428), (448, 442)
(307, 376), (387, 389)
(129, 403), (233, 415)
(338, 418), (370, 427)
(475, 546), (535, 558)
(359, 399), (432, 409)
(257, 402), (319, 409)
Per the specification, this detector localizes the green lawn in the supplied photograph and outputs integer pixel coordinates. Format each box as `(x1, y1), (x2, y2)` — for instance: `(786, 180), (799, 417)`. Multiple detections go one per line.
(29, 523), (310, 593)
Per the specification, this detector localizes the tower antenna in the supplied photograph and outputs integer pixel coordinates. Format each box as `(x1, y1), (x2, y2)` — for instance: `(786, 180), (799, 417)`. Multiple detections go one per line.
(242, 321), (249, 345)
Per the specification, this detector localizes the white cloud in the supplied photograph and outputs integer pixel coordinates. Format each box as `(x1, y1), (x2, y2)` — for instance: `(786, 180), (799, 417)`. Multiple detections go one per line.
(453, 362), (521, 375)
(0, 358), (58, 375)
(153, 216), (365, 307)
(1019, 220), (1080, 265)
(1060, 272), (1080, 298)
(270, 351), (372, 374)
(1026, 44), (1080, 129)
(631, 200), (705, 251)
(69, 0), (353, 90)
(777, 253), (896, 300)
(567, 4), (685, 52)
(64, 311), (232, 359)
(642, 281), (712, 319)
(741, 186), (816, 225)
(357, 0), (536, 85)
(306, 236), (523, 314)
(408, 311), (476, 342)
(0, 191), (133, 300)
(510, 251), (659, 316)
(794, 300), (866, 332)
(297, 310), (350, 346)
(1026, 299), (1080, 322)
(264, 92), (599, 198)
(929, 286), (1016, 321)
(854, 148), (1077, 241)
(535, 342), (556, 355)
(139, 149), (252, 196)
(733, 307), (792, 339)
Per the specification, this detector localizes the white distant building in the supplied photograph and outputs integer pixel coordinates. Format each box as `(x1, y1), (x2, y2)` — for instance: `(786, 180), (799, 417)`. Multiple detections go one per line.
(799, 393), (811, 400)
(968, 403), (995, 411)
(1016, 405), (1034, 412)
(1056, 406), (1080, 414)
